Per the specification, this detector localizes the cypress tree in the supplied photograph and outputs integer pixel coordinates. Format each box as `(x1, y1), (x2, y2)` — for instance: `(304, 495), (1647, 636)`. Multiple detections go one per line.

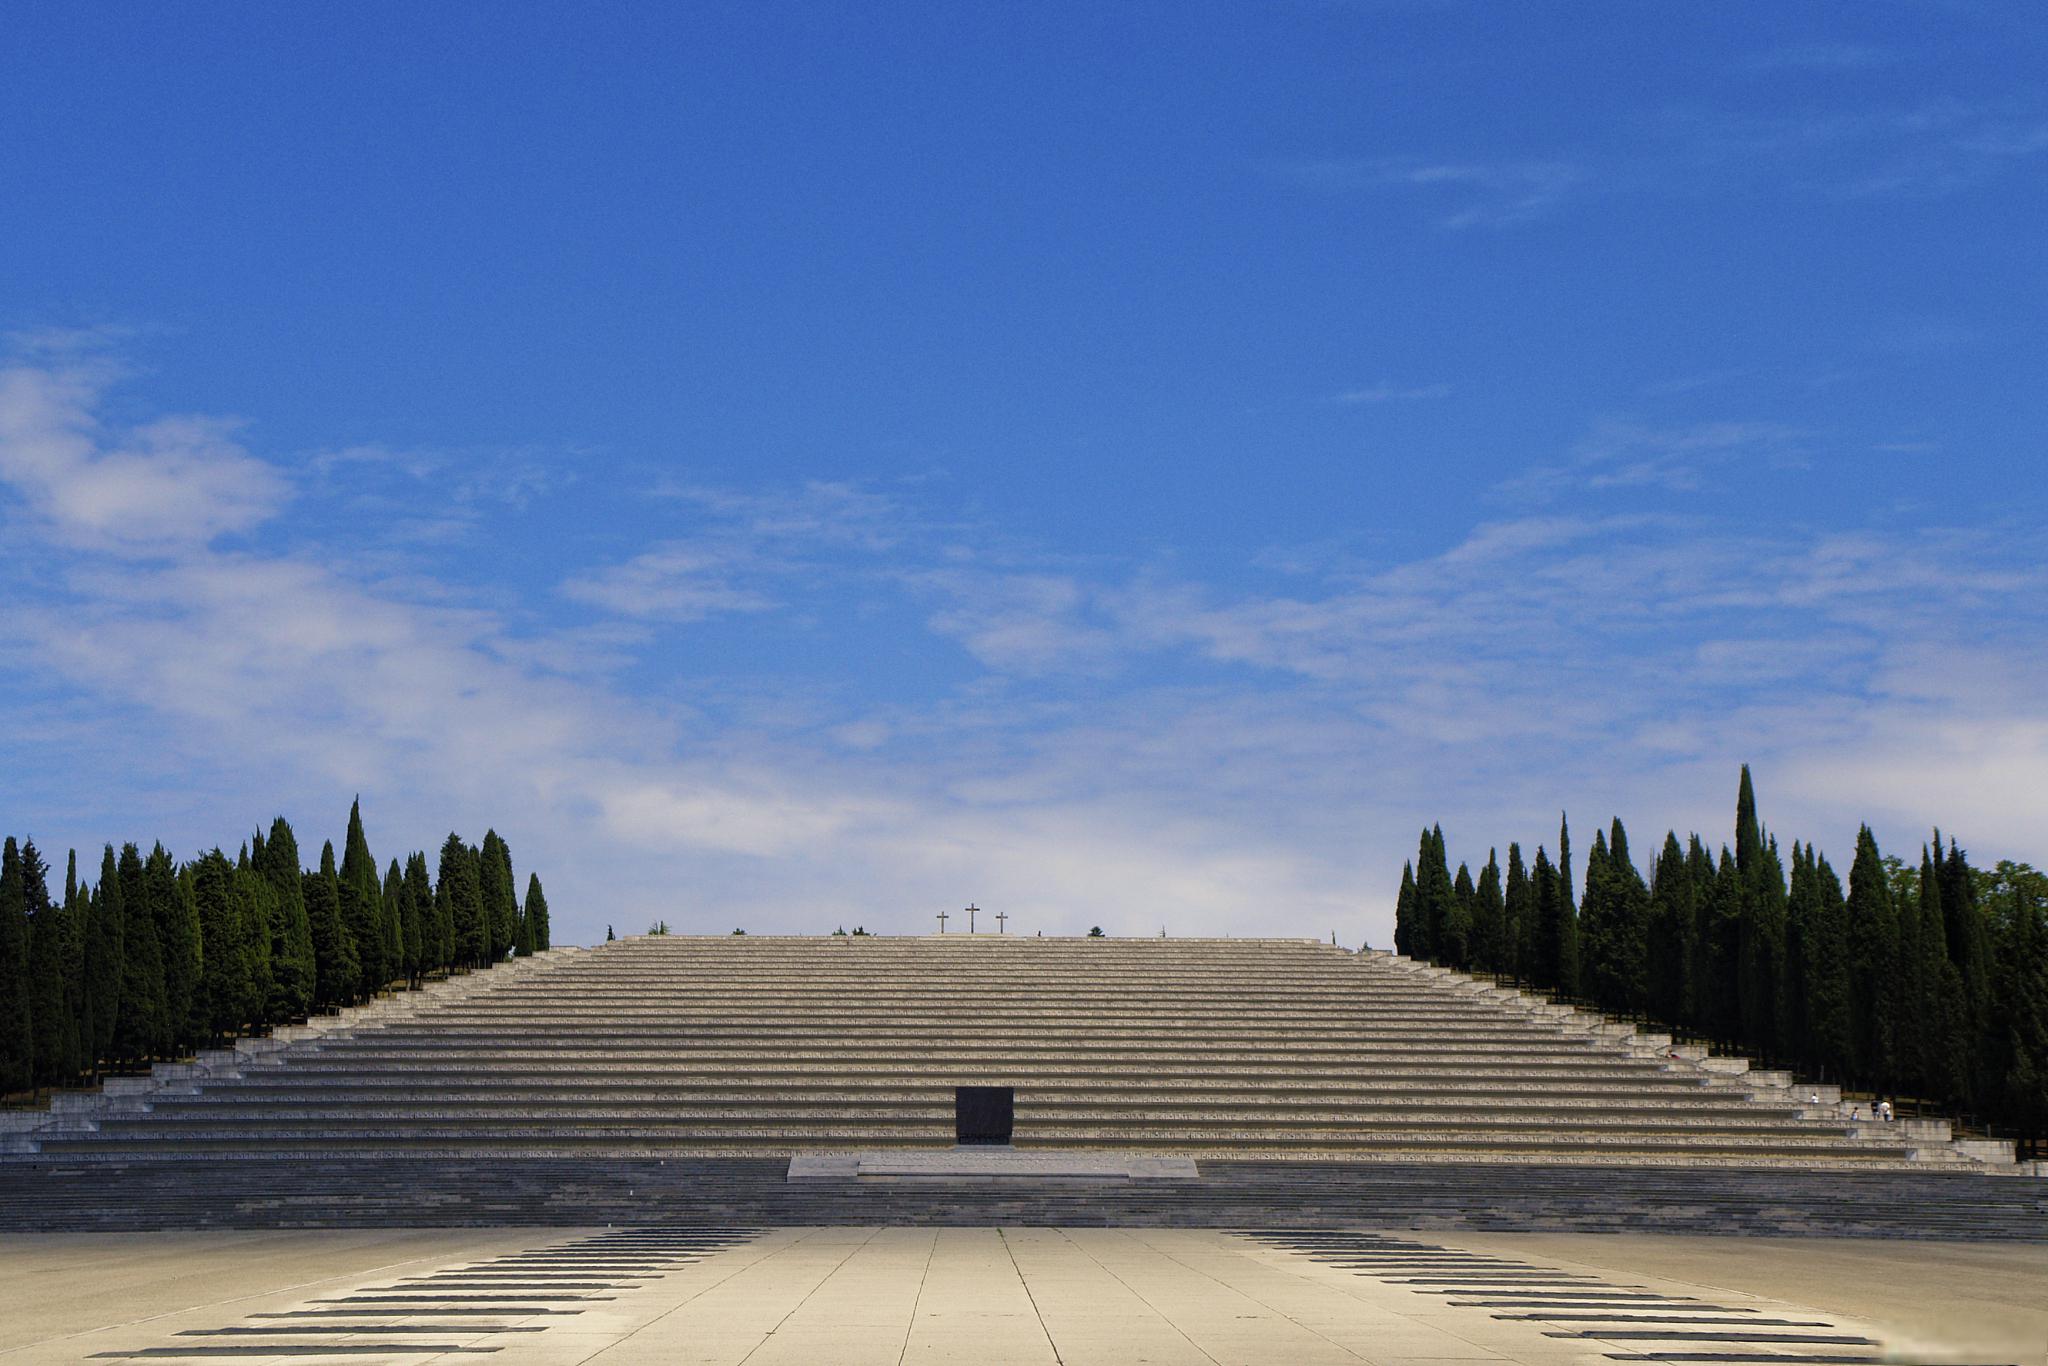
(149, 844), (201, 1053)
(1393, 862), (1419, 957)
(440, 834), (486, 967)
(1846, 825), (1899, 1091)
(1446, 862), (1475, 970)
(1503, 843), (1532, 984)
(1683, 836), (1717, 1034)
(1648, 833), (1695, 1028)
(403, 852), (441, 978)
(1942, 840), (1994, 1106)
(1804, 847), (1854, 1082)
(59, 852), (88, 1079)
(1471, 851), (1503, 975)
(1915, 844), (1969, 1106)
(1606, 819), (1651, 1017)
(190, 850), (246, 1042)
(1988, 865), (2048, 1135)
(305, 841), (355, 1009)
(1732, 769), (1788, 1060)
(110, 843), (164, 1064)
(338, 799), (385, 998)
(479, 830), (516, 964)
(1530, 845), (1561, 992)
(256, 818), (316, 1021)
(383, 859), (413, 987)
(514, 863), (536, 958)
(524, 873), (550, 952)
(1703, 848), (1744, 1044)
(0, 838), (33, 1094)
(82, 846), (124, 1076)
(1579, 827), (1614, 1007)
(1556, 815), (1579, 996)
(233, 857), (273, 1032)
(25, 840), (77, 1087)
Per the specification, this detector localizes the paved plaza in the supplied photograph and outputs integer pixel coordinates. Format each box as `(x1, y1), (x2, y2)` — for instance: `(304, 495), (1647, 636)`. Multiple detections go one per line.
(4, 1226), (2042, 1365)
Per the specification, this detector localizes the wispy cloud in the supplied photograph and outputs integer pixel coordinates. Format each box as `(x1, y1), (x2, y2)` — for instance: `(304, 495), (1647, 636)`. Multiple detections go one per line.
(1503, 418), (1808, 499)
(559, 544), (778, 623)
(1331, 381), (1453, 405)
(3, 353), (2045, 948)
(1743, 44), (1895, 73)
(0, 363), (289, 554)
(1662, 101), (2048, 198)
(1276, 156), (1587, 228)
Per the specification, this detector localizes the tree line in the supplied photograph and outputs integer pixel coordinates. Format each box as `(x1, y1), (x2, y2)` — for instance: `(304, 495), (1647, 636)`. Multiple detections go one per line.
(0, 799), (551, 1097)
(1393, 767), (2048, 1138)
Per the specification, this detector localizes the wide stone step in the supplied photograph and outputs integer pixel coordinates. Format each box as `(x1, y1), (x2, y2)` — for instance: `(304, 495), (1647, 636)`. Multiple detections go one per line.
(32, 1128), (1929, 1160)
(168, 1086), (1761, 1112)
(116, 1105), (1838, 1133)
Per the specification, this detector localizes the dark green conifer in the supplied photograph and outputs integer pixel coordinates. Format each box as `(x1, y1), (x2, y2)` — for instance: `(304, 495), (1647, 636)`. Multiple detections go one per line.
(1471, 851), (1503, 975)
(82, 846), (124, 1076)
(524, 873), (550, 952)
(1554, 815), (1579, 995)
(1606, 820), (1651, 1016)
(25, 841), (77, 1086)
(0, 838), (33, 1094)
(1393, 861), (1418, 957)
(403, 852), (441, 978)
(1648, 833), (1694, 1026)
(1937, 839), (1990, 1105)
(149, 844), (201, 1052)
(1503, 843), (1532, 984)
(1846, 825), (1898, 1089)
(256, 818), (315, 1021)
(59, 852), (88, 1078)
(1446, 862), (1475, 970)
(190, 850), (247, 1041)
(439, 834), (486, 967)
(338, 799), (385, 998)
(110, 843), (164, 1063)
(305, 841), (355, 1009)
(1530, 845), (1561, 991)
(479, 831), (516, 963)
(1915, 843), (1969, 1106)
(1703, 848), (1744, 1043)
(233, 858), (273, 1031)
(1578, 827), (1614, 1006)
(1987, 863), (2048, 1133)
(1804, 848), (1854, 1081)
(384, 859), (414, 986)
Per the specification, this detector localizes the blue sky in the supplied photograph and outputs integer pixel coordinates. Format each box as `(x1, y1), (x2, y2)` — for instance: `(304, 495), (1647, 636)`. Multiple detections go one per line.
(3, 4), (2045, 945)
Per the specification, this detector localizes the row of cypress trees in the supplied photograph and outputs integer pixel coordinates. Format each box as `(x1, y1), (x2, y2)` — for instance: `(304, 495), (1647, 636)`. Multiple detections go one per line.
(0, 800), (552, 1097)
(1393, 767), (2048, 1137)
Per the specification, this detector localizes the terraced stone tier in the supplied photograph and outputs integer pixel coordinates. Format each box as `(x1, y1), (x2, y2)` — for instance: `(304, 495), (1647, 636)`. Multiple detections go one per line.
(1, 935), (2023, 1170)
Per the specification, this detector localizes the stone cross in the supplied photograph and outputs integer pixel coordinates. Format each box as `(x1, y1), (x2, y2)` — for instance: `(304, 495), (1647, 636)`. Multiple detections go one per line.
(966, 903), (978, 933)
(996, 910), (1008, 934)
(935, 908), (949, 933)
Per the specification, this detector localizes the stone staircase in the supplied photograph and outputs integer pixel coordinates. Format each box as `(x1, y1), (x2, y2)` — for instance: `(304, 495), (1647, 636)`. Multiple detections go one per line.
(3, 935), (2026, 1172)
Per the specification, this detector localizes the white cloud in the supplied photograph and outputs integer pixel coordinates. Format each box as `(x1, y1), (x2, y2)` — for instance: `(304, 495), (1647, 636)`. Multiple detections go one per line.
(560, 544), (778, 622)
(1332, 382), (1453, 405)
(1277, 157), (1586, 228)
(2, 356), (2045, 951)
(0, 365), (289, 553)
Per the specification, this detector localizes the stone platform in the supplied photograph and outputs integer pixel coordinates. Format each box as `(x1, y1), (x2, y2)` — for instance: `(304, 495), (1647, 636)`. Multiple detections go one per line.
(788, 1147), (1202, 1180)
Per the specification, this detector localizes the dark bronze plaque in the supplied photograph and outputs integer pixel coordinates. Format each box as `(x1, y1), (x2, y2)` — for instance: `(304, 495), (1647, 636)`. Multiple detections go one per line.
(955, 1086), (1014, 1145)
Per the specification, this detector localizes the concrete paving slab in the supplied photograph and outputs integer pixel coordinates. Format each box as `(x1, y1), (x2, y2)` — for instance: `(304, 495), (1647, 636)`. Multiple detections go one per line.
(3, 1226), (2040, 1365)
